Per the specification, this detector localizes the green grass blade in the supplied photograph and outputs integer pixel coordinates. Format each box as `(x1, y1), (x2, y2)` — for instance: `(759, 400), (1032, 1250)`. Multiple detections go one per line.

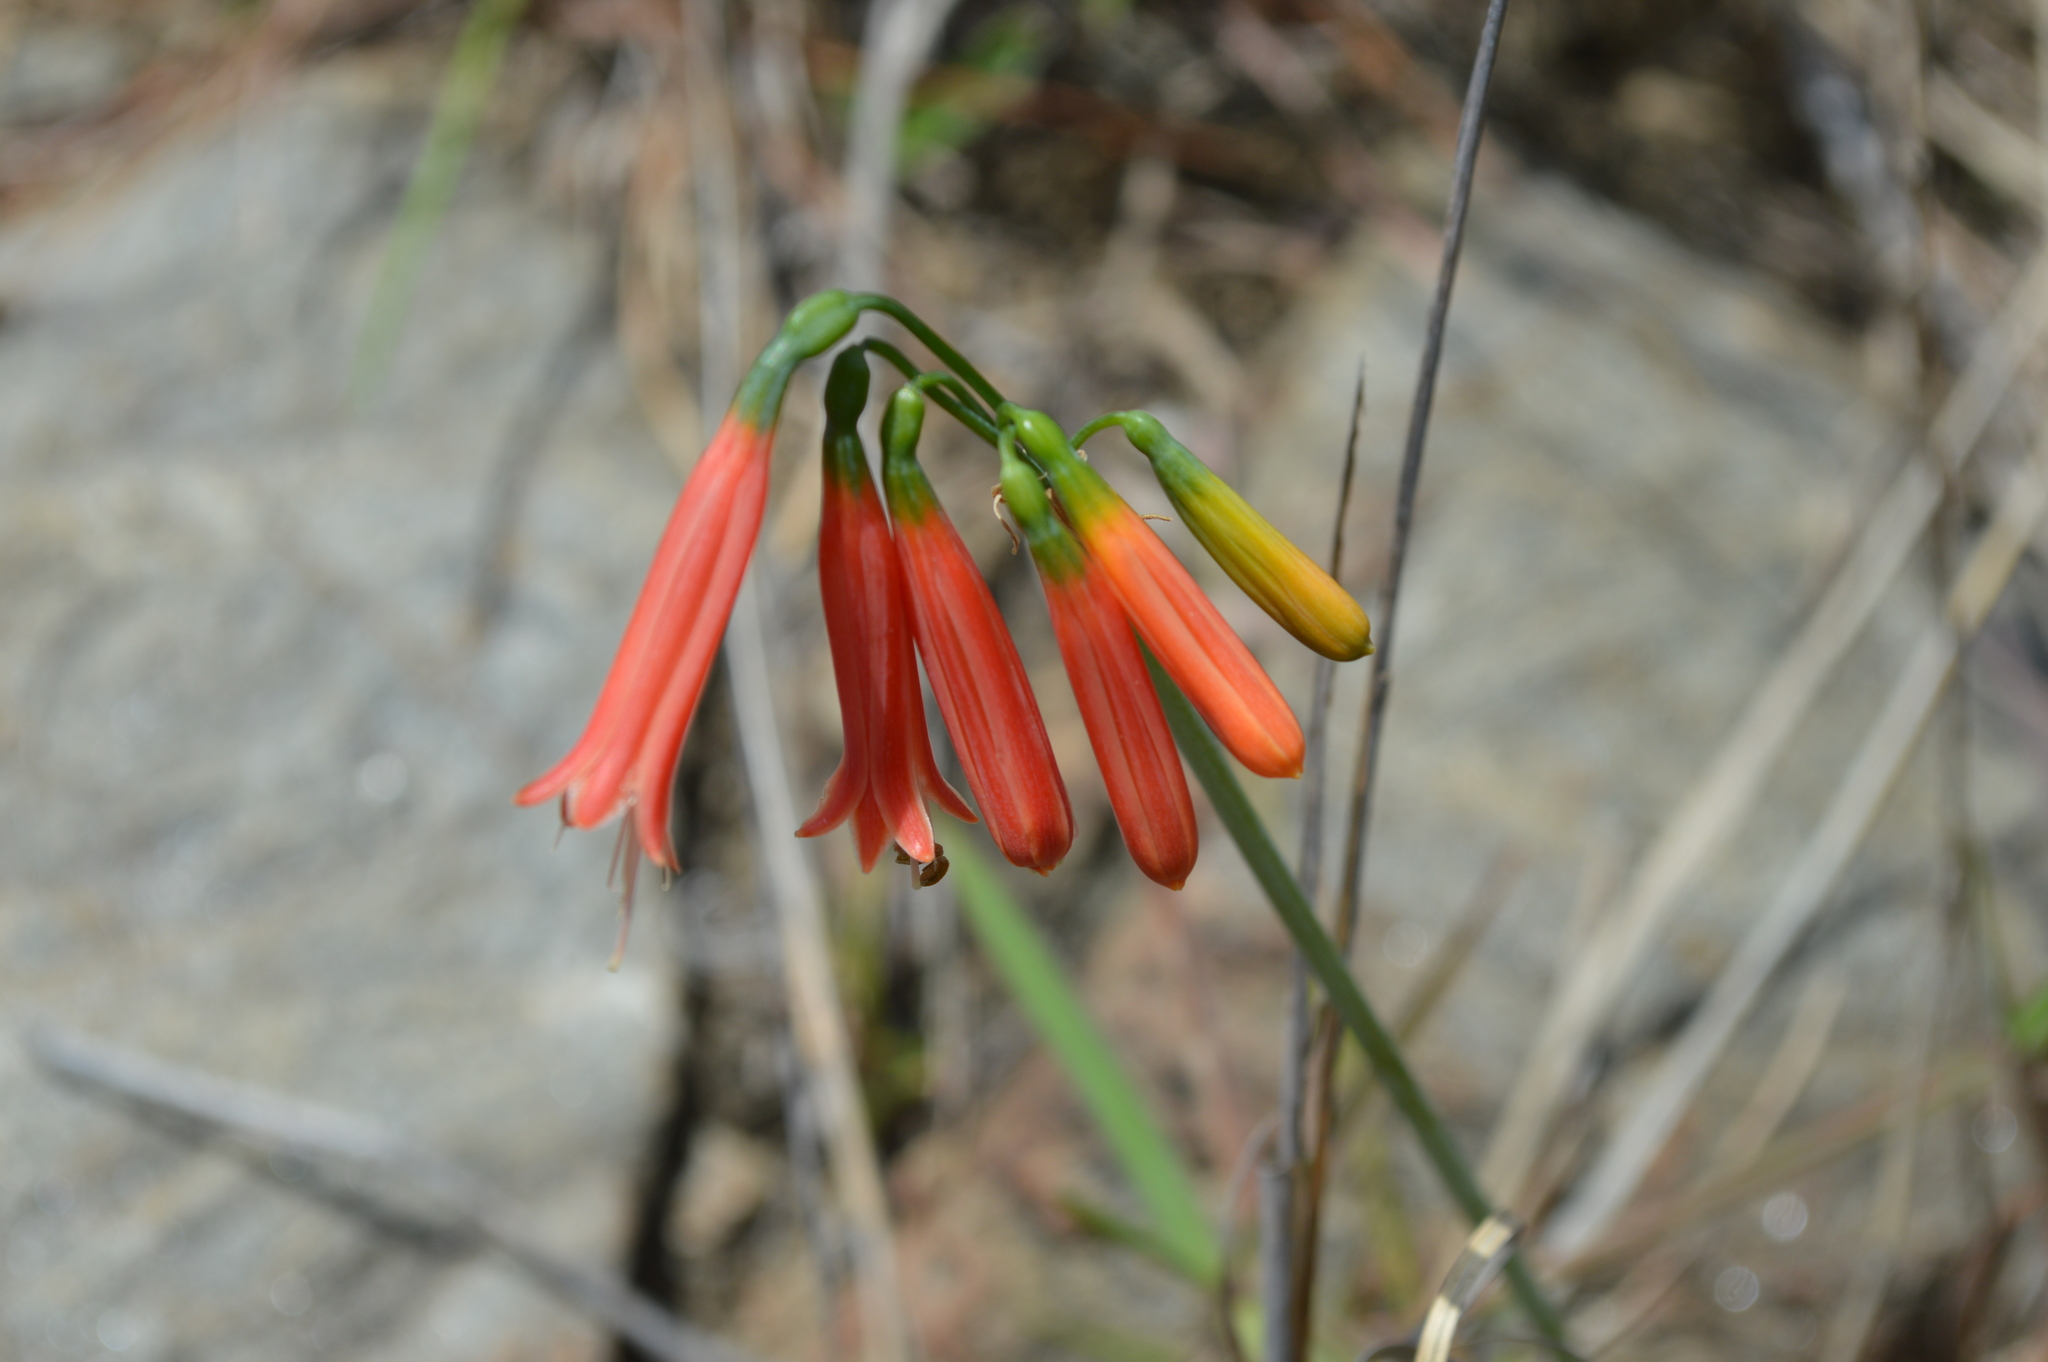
(949, 840), (1221, 1285)
(2010, 980), (2048, 1055)
(1059, 1194), (1201, 1277)
(896, 5), (1048, 174)
(351, 0), (531, 401)
(1145, 659), (1576, 1351)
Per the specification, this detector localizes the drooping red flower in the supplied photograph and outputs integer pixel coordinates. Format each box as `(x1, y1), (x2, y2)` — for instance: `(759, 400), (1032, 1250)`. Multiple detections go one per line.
(1000, 435), (1197, 889)
(515, 409), (772, 868)
(1010, 408), (1305, 780)
(797, 352), (974, 868)
(516, 291), (860, 870)
(882, 386), (1074, 874)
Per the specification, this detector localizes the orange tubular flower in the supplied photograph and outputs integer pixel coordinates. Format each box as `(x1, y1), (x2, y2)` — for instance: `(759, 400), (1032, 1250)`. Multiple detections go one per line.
(516, 290), (860, 869)
(1008, 408), (1306, 780)
(1000, 435), (1197, 889)
(1103, 411), (1372, 662)
(797, 351), (975, 869)
(882, 386), (1073, 873)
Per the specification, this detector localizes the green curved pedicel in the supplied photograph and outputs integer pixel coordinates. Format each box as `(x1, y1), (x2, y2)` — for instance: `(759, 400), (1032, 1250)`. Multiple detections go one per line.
(861, 338), (1001, 446)
(732, 288), (862, 428)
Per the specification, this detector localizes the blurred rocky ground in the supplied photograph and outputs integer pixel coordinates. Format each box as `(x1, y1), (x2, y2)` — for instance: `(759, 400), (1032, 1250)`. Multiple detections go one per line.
(2, 3), (2047, 1362)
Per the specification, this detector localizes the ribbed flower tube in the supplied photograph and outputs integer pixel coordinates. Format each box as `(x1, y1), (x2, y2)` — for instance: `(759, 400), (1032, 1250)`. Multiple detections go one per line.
(516, 290), (860, 869)
(1103, 411), (1372, 661)
(883, 387), (1073, 873)
(1009, 407), (1305, 780)
(1000, 436), (1197, 889)
(797, 350), (974, 869)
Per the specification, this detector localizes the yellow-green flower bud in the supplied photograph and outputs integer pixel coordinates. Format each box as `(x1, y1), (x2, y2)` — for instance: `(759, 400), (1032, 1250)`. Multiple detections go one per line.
(1108, 411), (1372, 661)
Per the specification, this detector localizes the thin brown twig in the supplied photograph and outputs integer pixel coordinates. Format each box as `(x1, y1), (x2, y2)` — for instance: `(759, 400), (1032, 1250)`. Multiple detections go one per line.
(1706, 965), (1849, 1177)
(1819, 920), (1945, 1362)
(1389, 848), (1523, 1045)
(1264, 363), (1366, 1362)
(1573, 965), (1846, 1356)
(1560, 1048), (1999, 1280)
(1294, 0), (1514, 1341)
(677, 5), (908, 1358)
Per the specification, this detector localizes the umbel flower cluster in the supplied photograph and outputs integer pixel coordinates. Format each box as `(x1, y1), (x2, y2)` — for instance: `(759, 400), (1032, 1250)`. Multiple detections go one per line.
(519, 290), (1371, 899)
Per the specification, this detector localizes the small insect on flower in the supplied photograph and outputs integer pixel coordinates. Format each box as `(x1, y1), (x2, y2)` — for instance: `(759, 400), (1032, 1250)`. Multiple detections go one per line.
(895, 842), (951, 888)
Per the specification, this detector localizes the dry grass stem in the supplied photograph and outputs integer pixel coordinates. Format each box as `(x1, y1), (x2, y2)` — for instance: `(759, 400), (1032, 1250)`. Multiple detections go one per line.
(620, 106), (706, 456)
(1543, 425), (2048, 1255)
(673, 7), (909, 1355)
(837, 0), (964, 292)
(2037, 0), (2048, 227)
(1413, 1214), (1521, 1362)
(726, 589), (911, 1362)
(1570, 966), (1846, 1354)
(1265, 366), (1367, 1362)
(1925, 71), (2046, 216)
(1705, 964), (1849, 1176)
(1480, 243), (2048, 1214)
(1818, 926), (1945, 1362)
(1295, 4), (1515, 1334)
(1394, 849), (1523, 1043)
(1574, 1243), (1696, 1358)
(1564, 1049), (1999, 1279)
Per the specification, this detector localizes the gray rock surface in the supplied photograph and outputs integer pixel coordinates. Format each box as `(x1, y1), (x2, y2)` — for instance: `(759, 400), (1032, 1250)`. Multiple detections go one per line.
(0, 57), (686, 1362)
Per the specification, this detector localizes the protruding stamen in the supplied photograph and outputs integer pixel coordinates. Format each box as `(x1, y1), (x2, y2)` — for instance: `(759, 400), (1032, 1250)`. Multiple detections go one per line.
(606, 816), (631, 888)
(609, 849), (639, 973)
(992, 487), (1022, 554)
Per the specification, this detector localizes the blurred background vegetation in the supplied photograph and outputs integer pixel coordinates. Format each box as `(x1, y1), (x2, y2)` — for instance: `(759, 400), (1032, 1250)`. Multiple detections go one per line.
(7, 0), (2048, 1360)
